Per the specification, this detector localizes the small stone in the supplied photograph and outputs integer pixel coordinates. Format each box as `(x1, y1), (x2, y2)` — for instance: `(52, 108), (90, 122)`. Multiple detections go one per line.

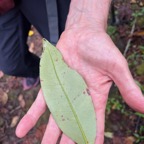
(0, 90), (8, 106)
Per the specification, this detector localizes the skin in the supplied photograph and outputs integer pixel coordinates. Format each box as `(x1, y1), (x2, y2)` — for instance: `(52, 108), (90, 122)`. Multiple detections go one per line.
(16, 0), (144, 143)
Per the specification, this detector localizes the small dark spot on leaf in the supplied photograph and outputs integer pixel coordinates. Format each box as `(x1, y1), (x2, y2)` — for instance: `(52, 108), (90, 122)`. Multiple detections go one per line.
(73, 97), (76, 101)
(83, 91), (86, 94)
(62, 118), (65, 121)
(86, 88), (90, 95)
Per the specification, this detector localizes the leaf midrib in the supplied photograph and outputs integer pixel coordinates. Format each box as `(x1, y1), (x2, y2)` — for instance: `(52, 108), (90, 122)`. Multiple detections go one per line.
(46, 46), (88, 144)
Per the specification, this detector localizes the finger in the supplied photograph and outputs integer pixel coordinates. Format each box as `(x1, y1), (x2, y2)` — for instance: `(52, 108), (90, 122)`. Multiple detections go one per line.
(60, 134), (75, 144)
(111, 60), (144, 113)
(89, 82), (112, 144)
(16, 89), (47, 138)
(41, 115), (61, 144)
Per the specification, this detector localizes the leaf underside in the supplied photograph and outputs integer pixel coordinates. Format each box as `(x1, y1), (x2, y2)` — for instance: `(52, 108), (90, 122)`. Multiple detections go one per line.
(40, 39), (96, 144)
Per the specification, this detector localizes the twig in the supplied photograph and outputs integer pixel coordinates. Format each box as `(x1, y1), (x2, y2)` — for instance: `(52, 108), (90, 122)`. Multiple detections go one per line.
(135, 116), (141, 133)
(9, 106), (21, 114)
(123, 18), (137, 57)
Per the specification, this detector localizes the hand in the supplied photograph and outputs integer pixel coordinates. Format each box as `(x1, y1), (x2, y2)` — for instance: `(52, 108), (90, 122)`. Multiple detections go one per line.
(16, 27), (144, 144)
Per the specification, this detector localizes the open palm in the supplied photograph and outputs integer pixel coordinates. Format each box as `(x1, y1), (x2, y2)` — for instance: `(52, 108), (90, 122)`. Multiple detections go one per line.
(16, 27), (144, 144)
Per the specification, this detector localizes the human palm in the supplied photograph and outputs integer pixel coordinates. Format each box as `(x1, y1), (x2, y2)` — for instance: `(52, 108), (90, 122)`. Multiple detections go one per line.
(16, 28), (144, 144)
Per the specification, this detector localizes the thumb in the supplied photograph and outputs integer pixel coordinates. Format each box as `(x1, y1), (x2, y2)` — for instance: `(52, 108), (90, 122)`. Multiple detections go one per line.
(111, 60), (144, 113)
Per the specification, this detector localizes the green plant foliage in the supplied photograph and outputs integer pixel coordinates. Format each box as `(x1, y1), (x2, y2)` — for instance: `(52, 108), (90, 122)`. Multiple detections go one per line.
(107, 96), (128, 115)
(134, 125), (144, 144)
(107, 25), (117, 40)
(132, 7), (144, 18)
(40, 39), (96, 144)
(139, 45), (144, 54)
(135, 112), (144, 118)
(136, 63), (144, 75)
(132, 7), (144, 27)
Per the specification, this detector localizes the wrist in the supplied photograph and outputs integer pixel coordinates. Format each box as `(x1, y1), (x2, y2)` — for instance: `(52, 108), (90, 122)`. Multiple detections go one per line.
(66, 0), (112, 32)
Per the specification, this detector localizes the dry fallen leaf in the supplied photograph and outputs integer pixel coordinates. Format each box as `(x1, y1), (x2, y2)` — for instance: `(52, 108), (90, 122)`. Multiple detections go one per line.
(104, 132), (113, 139)
(18, 94), (26, 108)
(10, 116), (19, 128)
(133, 31), (144, 36)
(0, 89), (8, 105)
(130, 0), (136, 3)
(113, 136), (135, 144)
(124, 136), (135, 144)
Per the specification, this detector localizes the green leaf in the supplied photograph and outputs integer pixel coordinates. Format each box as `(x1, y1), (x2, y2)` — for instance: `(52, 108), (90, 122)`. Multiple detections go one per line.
(136, 63), (144, 75)
(40, 39), (96, 144)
